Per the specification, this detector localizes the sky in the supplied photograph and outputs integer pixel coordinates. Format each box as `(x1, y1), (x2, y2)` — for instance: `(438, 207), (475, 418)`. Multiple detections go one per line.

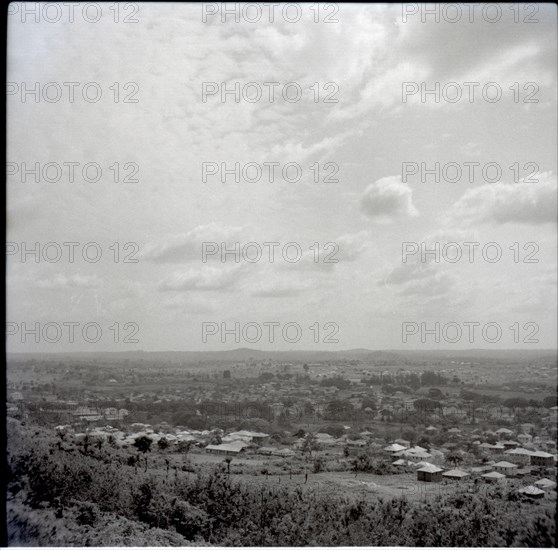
(6, 3), (558, 352)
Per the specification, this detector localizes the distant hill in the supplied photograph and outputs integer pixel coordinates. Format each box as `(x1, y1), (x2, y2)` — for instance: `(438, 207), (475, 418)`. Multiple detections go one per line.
(7, 348), (557, 365)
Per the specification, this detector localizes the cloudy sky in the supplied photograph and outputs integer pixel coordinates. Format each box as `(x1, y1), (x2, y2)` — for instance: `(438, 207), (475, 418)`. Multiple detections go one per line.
(7, 3), (557, 352)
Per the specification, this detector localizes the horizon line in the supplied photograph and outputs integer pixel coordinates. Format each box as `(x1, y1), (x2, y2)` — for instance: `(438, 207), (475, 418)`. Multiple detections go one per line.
(6, 347), (558, 355)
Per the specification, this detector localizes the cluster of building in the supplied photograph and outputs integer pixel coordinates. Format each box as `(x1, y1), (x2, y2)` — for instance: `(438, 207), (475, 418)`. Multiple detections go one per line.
(381, 434), (556, 499)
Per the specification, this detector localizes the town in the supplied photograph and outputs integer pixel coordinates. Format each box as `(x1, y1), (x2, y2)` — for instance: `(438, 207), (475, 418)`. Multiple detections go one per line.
(7, 350), (557, 526)
(6, 349), (558, 545)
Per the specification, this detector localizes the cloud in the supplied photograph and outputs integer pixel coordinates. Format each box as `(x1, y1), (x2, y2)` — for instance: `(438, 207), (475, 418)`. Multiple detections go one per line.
(384, 262), (437, 286)
(162, 294), (217, 314)
(38, 274), (101, 290)
(399, 271), (456, 297)
(142, 224), (246, 263)
(269, 232), (369, 275)
(460, 141), (481, 157)
(361, 176), (419, 221)
(452, 172), (557, 225)
(5, 5), (557, 350)
(335, 231), (370, 262)
(157, 265), (245, 292)
(251, 280), (311, 298)
(422, 228), (479, 244)
(378, 249), (453, 303)
(380, 227), (480, 292)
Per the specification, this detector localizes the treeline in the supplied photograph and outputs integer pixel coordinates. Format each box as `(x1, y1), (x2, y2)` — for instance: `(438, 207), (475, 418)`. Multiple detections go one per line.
(461, 390), (557, 410)
(6, 422), (556, 546)
(320, 370), (452, 389)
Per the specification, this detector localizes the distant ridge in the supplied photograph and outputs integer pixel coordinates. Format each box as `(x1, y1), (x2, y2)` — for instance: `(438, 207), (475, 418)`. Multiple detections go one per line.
(7, 348), (557, 364)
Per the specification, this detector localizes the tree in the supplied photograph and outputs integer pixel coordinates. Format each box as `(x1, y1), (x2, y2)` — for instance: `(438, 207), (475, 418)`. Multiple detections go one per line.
(324, 400), (354, 420)
(322, 424), (344, 438)
(361, 397), (377, 411)
(177, 440), (193, 463)
(224, 457), (232, 476)
(542, 395), (557, 408)
(417, 436), (431, 451)
(401, 428), (417, 446)
(503, 397), (529, 410)
(382, 384), (396, 395)
(127, 455), (138, 467)
(321, 376), (350, 390)
(158, 436), (169, 450)
(313, 457), (324, 473)
(301, 433), (320, 458)
(447, 451), (463, 467)
(428, 387), (444, 399)
(270, 432), (285, 445)
(223, 369), (231, 379)
(133, 435), (153, 454)
(209, 433), (222, 445)
(414, 398), (441, 412)
(380, 409), (393, 422)
(303, 402), (315, 418)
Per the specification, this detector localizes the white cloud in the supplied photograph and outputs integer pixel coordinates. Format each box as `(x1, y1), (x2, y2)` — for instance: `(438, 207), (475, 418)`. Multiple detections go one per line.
(335, 231), (370, 262)
(38, 274), (101, 290)
(157, 265), (245, 292)
(142, 224), (246, 263)
(161, 294), (217, 314)
(384, 262), (437, 286)
(400, 271), (456, 298)
(361, 176), (419, 221)
(6, 4), (557, 350)
(251, 279), (312, 298)
(452, 172), (557, 225)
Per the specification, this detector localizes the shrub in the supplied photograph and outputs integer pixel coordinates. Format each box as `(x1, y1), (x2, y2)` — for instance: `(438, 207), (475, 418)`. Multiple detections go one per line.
(313, 457), (324, 473)
(75, 502), (99, 526)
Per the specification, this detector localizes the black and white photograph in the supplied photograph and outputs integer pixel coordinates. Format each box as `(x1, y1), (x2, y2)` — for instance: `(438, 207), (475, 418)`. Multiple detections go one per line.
(5, 2), (558, 547)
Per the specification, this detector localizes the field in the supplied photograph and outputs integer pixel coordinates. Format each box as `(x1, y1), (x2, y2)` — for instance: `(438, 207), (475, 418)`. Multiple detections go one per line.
(152, 450), (468, 503)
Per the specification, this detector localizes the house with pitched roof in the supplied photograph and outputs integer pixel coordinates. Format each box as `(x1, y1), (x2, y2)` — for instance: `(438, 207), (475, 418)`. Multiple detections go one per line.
(384, 443), (407, 454)
(504, 447), (532, 465)
(493, 461), (518, 477)
(442, 469), (470, 480)
(518, 485), (545, 499)
(481, 471), (506, 483)
(416, 463), (443, 482)
(534, 478), (556, 489)
(530, 451), (555, 467)
(206, 440), (250, 455)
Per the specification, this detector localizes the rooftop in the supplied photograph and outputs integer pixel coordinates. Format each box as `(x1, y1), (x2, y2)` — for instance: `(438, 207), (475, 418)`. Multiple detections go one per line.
(417, 464), (443, 473)
(442, 469), (470, 478)
(482, 472), (506, 479)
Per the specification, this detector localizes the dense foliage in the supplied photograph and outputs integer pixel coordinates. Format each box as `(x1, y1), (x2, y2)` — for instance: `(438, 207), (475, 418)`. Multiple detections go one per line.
(6, 421), (556, 547)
